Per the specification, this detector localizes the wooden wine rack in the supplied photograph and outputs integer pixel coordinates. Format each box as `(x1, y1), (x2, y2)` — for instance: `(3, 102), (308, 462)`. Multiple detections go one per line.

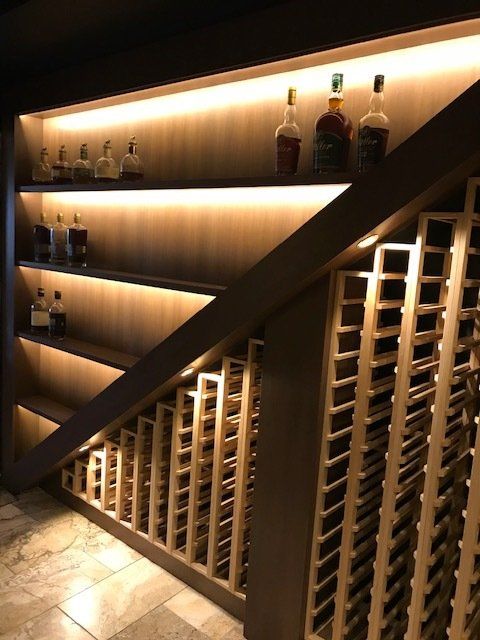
(62, 337), (263, 599)
(306, 178), (480, 640)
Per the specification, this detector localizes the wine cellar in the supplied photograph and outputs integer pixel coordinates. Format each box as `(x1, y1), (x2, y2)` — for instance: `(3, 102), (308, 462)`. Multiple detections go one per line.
(1, 11), (480, 640)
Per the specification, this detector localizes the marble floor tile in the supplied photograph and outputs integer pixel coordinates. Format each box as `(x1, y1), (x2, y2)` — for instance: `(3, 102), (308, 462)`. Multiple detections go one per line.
(1, 606), (96, 639)
(164, 587), (241, 638)
(14, 488), (73, 523)
(59, 557), (186, 640)
(0, 547), (112, 633)
(0, 508), (105, 574)
(0, 562), (14, 579)
(75, 530), (142, 572)
(0, 487), (16, 507)
(111, 605), (208, 639)
(0, 504), (35, 535)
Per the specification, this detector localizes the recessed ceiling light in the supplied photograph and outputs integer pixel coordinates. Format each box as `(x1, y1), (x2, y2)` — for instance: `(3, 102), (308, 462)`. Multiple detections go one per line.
(357, 234), (379, 249)
(78, 445), (89, 452)
(181, 367), (195, 377)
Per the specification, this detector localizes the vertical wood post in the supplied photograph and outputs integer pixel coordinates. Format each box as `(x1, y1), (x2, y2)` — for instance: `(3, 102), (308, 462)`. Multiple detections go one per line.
(245, 275), (334, 640)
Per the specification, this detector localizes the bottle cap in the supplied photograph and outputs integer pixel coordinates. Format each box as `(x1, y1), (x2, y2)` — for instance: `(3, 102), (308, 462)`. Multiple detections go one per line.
(54, 290), (62, 300)
(57, 212), (64, 222)
(59, 144), (67, 158)
(40, 212), (47, 222)
(374, 74), (385, 92)
(41, 147), (48, 156)
(37, 287), (45, 296)
(104, 139), (112, 149)
(332, 73), (344, 91)
(80, 143), (88, 157)
(287, 87), (297, 105)
(74, 212), (81, 223)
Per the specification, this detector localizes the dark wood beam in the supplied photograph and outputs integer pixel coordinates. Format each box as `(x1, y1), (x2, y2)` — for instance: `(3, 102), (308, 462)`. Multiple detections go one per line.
(3, 81), (480, 493)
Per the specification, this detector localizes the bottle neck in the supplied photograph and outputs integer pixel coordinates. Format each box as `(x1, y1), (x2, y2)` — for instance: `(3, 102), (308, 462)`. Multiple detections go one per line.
(328, 90), (344, 112)
(59, 150), (67, 161)
(368, 90), (384, 113)
(104, 147), (112, 158)
(80, 149), (88, 160)
(283, 104), (297, 124)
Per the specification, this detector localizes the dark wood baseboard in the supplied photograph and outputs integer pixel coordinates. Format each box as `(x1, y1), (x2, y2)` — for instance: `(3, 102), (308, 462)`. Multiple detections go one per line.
(41, 473), (246, 623)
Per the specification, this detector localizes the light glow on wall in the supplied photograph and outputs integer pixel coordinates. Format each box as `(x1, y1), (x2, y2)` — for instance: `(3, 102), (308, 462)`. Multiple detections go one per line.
(38, 184), (350, 209)
(32, 33), (480, 131)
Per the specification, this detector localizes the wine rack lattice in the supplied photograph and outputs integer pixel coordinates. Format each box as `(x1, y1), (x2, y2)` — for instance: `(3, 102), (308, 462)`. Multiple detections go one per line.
(306, 177), (480, 640)
(62, 338), (263, 599)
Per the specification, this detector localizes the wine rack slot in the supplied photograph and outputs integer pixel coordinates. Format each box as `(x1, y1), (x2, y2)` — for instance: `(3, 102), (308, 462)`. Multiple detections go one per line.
(62, 338), (263, 599)
(306, 177), (480, 640)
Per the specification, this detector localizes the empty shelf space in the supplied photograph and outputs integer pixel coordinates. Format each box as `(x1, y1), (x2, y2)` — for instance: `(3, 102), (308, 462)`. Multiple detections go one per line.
(16, 330), (139, 371)
(16, 395), (76, 424)
(16, 173), (356, 193)
(16, 261), (225, 296)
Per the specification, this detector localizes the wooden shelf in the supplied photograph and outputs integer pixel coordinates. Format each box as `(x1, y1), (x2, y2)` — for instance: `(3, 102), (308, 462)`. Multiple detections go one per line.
(16, 174), (356, 193)
(16, 330), (139, 371)
(17, 395), (76, 424)
(16, 260), (225, 296)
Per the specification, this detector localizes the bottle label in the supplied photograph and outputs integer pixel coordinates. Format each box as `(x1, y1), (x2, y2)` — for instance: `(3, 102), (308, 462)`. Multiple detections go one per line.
(96, 165), (119, 179)
(51, 242), (66, 260)
(73, 167), (91, 178)
(52, 166), (71, 179)
(34, 243), (50, 255)
(31, 310), (49, 327)
(314, 131), (344, 172)
(358, 126), (389, 172)
(67, 244), (87, 256)
(49, 313), (66, 338)
(275, 135), (301, 175)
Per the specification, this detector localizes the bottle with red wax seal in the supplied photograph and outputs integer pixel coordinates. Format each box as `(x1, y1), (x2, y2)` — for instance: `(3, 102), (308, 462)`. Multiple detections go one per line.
(275, 87), (301, 175)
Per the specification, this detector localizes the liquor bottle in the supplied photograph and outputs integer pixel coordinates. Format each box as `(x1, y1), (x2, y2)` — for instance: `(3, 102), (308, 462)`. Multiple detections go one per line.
(358, 75), (390, 173)
(30, 287), (49, 335)
(120, 136), (144, 181)
(95, 140), (119, 182)
(275, 87), (301, 175)
(51, 145), (73, 184)
(33, 212), (52, 262)
(67, 213), (88, 267)
(49, 290), (66, 340)
(72, 143), (94, 183)
(313, 73), (353, 173)
(50, 212), (67, 264)
(32, 148), (52, 184)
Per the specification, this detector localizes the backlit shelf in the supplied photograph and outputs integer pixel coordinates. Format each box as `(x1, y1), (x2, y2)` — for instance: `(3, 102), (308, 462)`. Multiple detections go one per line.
(17, 330), (139, 371)
(16, 395), (76, 425)
(17, 260), (225, 297)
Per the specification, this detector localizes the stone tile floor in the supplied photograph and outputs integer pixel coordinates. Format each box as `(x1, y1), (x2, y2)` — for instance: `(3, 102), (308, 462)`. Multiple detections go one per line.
(0, 486), (245, 639)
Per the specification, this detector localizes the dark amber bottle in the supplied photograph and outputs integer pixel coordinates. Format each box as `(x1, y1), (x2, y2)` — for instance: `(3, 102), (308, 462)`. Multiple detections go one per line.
(313, 73), (353, 173)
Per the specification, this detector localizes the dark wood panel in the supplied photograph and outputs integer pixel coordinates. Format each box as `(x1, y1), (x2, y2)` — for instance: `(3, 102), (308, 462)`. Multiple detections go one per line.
(17, 261), (225, 296)
(3, 80), (480, 493)
(16, 330), (139, 370)
(17, 395), (75, 424)
(245, 275), (334, 640)
(42, 472), (246, 621)
(17, 173), (357, 192)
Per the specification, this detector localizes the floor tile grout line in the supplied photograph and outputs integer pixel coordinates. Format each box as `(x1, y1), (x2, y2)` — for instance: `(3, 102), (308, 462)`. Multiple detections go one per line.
(59, 606), (99, 639)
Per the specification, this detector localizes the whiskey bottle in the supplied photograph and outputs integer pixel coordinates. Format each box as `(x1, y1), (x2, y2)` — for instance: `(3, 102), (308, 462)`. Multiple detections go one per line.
(30, 287), (49, 335)
(275, 87), (301, 175)
(95, 140), (119, 182)
(32, 148), (52, 184)
(51, 145), (73, 184)
(50, 212), (67, 264)
(358, 75), (390, 172)
(33, 212), (52, 262)
(67, 213), (88, 267)
(49, 290), (66, 340)
(72, 143), (94, 183)
(313, 73), (353, 173)
(120, 136), (144, 181)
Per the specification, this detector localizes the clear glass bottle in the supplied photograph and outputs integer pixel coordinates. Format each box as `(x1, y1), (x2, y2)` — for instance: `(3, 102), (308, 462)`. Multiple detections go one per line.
(275, 87), (301, 175)
(32, 148), (52, 184)
(67, 213), (88, 267)
(120, 136), (144, 181)
(358, 75), (390, 173)
(50, 212), (67, 264)
(313, 73), (353, 173)
(49, 290), (66, 340)
(72, 143), (94, 183)
(51, 145), (73, 184)
(30, 287), (49, 335)
(33, 212), (52, 262)
(95, 140), (119, 182)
